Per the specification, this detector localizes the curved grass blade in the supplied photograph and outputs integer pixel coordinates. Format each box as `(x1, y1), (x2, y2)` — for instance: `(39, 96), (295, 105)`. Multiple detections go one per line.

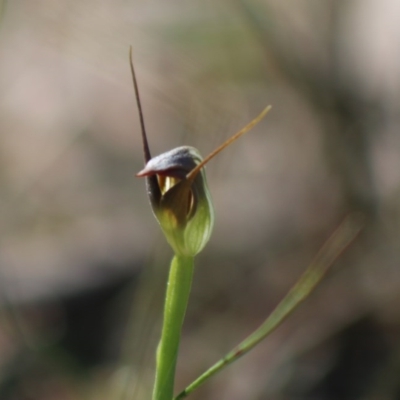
(175, 213), (365, 399)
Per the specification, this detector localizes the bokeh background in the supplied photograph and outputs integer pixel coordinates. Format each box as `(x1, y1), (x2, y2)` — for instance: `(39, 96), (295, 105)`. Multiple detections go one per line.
(1, 0), (400, 399)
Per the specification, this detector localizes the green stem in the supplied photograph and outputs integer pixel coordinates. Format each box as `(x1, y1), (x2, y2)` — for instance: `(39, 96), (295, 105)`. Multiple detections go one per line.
(152, 254), (195, 400)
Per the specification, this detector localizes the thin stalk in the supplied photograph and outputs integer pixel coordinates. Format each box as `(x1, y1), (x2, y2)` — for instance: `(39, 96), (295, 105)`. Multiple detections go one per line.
(153, 254), (195, 400)
(174, 214), (364, 400)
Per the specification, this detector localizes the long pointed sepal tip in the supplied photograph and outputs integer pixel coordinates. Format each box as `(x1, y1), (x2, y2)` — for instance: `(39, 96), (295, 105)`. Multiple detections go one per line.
(186, 104), (272, 182)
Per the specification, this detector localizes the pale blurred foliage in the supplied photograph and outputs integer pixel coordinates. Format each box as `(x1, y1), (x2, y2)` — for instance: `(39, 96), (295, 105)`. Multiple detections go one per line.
(0, 0), (400, 399)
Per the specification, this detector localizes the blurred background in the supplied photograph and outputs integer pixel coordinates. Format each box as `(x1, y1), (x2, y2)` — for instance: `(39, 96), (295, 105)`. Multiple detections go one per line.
(1, 0), (400, 399)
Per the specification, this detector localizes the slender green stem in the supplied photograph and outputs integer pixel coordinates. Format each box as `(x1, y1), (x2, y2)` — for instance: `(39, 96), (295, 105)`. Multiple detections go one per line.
(174, 214), (364, 400)
(153, 254), (195, 400)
